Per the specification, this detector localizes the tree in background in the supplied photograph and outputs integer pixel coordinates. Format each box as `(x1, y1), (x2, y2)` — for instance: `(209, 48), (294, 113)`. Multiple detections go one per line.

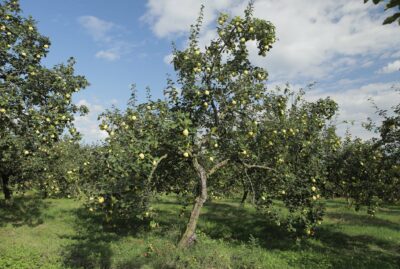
(326, 136), (386, 214)
(240, 86), (339, 234)
(21, 138), (96, 199)
(325, 89), (400, 213)
(0, 0), (89, 202)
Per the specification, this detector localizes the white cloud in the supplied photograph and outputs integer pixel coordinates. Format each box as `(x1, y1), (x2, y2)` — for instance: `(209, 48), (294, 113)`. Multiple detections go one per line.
(110, 98), (119, 105)
(78, 15), (115, 42)
(75, 99), (108, 143)
(144, 0), (400, 139)
(306, 82), (400, 139)
(244, 0), (400, 81)
(163, 53), (174, 65)
(78, 15), (134, 61)
(378, 60), (400, 74)
(144, 0), (400, 81)
(95, 50), (120, 61)
(141, 0), (235, 38)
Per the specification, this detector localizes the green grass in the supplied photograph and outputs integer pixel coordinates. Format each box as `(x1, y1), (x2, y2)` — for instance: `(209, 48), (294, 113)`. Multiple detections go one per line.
(0, 194), (399, 269)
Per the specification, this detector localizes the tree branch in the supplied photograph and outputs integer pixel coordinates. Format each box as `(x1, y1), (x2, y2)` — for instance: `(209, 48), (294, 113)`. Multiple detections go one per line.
(208, 159), (229, 177)
(243, 168), (256, 204)
(242, 162), (277, 172)
(147, 154), (168, 183)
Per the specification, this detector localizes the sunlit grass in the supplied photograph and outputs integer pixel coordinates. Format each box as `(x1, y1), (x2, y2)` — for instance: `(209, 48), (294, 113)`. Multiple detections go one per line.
(0, 194), (399, 269)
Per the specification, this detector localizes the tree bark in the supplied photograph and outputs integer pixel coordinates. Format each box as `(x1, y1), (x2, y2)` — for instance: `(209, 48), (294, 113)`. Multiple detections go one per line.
(240, 190), (248, 206)
(1, 174), (12, 201)
(346, 197), (353, 208)
(178, 157), (208, 248)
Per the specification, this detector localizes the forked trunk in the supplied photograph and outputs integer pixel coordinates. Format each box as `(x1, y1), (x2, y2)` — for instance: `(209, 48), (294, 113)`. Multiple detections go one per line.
(178, 158), (207, 248)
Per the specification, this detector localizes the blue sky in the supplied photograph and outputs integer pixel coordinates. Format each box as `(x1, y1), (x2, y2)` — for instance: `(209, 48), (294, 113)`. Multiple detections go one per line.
(19, 0), (400, 142)
(20, 0), (174, 104)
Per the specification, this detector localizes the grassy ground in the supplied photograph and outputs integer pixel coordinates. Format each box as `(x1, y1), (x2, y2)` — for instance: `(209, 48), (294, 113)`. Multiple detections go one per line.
(0, 194), (399, 269)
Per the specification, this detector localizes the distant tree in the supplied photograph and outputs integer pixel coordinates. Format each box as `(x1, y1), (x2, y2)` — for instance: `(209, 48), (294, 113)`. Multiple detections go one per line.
(326, 89), (400, 213)
(22, 138), (95, 199)
(0, 0), (89, 202)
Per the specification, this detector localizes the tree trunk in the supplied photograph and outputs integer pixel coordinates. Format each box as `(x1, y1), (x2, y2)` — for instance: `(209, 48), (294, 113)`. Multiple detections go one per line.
(2, 175), (12, 201)
(178, 158), (207, 248)
(346, 197), (353, 208)
(240, 190), (248, 206)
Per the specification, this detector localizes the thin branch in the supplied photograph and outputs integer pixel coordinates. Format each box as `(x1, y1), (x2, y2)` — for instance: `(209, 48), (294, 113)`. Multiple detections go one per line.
(147, 154), (168, 183)
(207, 159), (229, 177)
(210, 100), (219, 126)
(243, 168), (256, 204)
(242, 162), (278, 173)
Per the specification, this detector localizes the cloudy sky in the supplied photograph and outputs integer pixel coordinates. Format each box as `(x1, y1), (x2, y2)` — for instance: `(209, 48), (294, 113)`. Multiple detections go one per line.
(19, 0), (400, 142)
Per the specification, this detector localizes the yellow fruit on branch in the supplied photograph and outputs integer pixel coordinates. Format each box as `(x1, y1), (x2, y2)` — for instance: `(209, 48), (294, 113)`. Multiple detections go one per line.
(311, 186), (317, 192)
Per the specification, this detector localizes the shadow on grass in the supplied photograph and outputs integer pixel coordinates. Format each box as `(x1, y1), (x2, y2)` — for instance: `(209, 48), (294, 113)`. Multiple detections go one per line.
(304, 227), (400, 269)
(202, 202), (294, 249)
(58, 197), (400, 269)
(379, 205), (400, 216)
(60, 207), (149, 269)
(327, 212), (400, 232)
(153, 200), (296, 250)
(154, 199), (400, 268)
(0, 194), (48, 227)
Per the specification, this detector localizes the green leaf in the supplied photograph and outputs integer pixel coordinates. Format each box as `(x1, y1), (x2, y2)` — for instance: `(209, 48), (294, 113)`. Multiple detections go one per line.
(383, 12), (400, 24)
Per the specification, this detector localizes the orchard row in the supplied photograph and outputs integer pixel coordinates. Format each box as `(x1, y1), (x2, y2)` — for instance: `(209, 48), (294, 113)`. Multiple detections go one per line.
(1, 1), (398, 248)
